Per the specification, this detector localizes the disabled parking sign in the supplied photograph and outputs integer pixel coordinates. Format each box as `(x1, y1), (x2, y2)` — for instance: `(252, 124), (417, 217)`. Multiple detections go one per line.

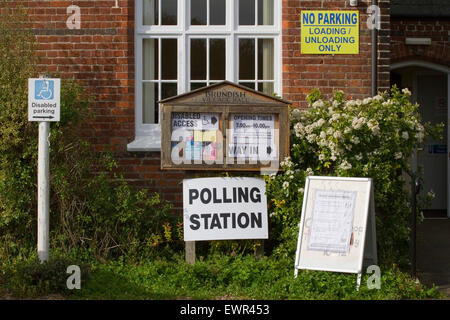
(28, 78), (60, 122)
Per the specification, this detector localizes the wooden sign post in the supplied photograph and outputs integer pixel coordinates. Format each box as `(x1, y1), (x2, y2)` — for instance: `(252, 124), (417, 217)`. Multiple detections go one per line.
(159, 81), (291, 264)
(294, 176), (377, 290)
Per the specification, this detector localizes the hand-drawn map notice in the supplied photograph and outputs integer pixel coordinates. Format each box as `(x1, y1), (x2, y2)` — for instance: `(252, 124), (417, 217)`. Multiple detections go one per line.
(228, 114), (276, 161)
(307, 189), (357, 253)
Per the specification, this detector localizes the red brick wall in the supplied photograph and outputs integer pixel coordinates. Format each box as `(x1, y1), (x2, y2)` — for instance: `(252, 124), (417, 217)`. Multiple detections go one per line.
(4, 0), (393, 212)
(282, 0), (391, 108)
(391, 18), (450, 67)
(22, 0), (135, 153)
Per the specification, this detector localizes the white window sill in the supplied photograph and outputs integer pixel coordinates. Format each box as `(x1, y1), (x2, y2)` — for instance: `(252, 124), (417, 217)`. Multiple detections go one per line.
(127, 133), (161, 152)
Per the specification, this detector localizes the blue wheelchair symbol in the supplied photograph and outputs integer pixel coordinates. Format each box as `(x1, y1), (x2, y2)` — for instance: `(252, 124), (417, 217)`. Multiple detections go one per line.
(35, 80), (54, 100)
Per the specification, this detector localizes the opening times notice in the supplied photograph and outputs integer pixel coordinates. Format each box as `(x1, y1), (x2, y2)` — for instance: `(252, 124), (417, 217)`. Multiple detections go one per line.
(228, 114), (277, 161)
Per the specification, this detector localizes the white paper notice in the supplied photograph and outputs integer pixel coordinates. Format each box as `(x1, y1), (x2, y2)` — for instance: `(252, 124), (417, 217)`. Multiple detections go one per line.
(228, 114), (276, 161)
(307, 189), (357, 253)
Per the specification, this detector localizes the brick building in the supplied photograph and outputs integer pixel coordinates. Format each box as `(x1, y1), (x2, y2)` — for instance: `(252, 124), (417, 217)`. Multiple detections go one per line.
(6, 0), (449, 216)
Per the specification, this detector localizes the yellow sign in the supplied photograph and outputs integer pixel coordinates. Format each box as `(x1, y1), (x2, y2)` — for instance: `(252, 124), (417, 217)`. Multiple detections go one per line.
(301, 10), (359, 54)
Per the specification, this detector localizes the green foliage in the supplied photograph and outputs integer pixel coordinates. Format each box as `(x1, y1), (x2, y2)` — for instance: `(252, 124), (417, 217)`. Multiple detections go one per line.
(65, 254), (443, 300)
(1, 253), (91, 297)
(265, 88), (443, 266)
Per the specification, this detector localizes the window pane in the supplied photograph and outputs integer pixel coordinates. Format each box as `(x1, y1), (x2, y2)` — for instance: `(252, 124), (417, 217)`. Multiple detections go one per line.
(162, 0), (177, 25)
(143, 39), (158, 80)
(143, 82), (158, 124)
(143, 0), (158, 25)
(190, 82), (207, 90)
(191, 39), (206, 80)
(258, 38), (274, 80)
(239, 39), (255, 80)
(258, 82), (274, 95)
(239, 82), (255, 90)
(161, 39), (177, 80)
(210, 39), (225, 80)
(162, 82), (177, 100)
(210, 0), (226, 25)
(257, 0), (274, 25)
(191, 0), (207, 25)
(239, 0), (255, 25)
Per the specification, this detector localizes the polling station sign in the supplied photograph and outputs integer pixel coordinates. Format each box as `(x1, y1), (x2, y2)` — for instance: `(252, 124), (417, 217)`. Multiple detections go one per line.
(301, 10), (359, 54)
(28, 78), (61, 122)
(183, 177), (268, 241)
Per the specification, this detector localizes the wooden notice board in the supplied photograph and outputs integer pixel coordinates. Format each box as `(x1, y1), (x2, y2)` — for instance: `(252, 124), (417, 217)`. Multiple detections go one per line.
(294, 176), (377, 289)
(159, 81), (291, 171)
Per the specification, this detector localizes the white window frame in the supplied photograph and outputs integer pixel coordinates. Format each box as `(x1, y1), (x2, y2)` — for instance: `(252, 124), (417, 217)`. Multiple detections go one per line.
(128, 0), (282, 151)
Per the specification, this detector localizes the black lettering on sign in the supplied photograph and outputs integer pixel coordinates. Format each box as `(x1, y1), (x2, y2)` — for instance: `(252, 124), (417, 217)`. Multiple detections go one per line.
(189, 189), (199, 204)
(190, 214), (200, 230)
(188, 212), (263, 230)
(188, 187), (261, 205)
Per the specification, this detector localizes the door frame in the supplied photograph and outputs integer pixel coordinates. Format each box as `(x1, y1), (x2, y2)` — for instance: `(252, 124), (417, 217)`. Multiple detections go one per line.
(391, 60), (450, 218)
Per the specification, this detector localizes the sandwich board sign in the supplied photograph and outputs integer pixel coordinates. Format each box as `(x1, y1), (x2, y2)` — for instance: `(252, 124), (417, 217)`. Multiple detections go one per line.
(183, 177), (268, 241)
(294, 176), (377, 290)
(28, 78), (60, 122)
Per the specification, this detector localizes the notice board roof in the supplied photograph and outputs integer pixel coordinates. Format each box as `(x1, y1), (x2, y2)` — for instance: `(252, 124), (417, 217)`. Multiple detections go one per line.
(158, 81), (292, 106)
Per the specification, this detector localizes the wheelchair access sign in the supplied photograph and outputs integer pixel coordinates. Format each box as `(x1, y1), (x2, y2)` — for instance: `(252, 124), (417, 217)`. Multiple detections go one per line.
(28, 78), (60, 122)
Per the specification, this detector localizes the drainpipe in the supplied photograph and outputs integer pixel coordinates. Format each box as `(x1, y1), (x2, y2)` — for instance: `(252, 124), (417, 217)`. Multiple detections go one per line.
(371, 0), (378, 97)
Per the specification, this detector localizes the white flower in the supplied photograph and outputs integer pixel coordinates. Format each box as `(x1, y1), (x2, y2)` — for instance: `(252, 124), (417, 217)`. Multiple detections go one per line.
(319, 153), (326, 161)
(305, 167), (314, 176)
(294, 122), (305, 137)
(292, 108), (301, 120)
(339, 160), (352, 170)
(350, 136), (360, 144)
(415, 131), (425, 143)
(363, 97), (372, 104)
(427, 190), (436, 199)
(333, 130), (342, 139)
(298, 188), (305, 193)
(280, 156), (293, 168)
(394, 152), (402, 159)
(330, 113), (340, 122)
(316, 118), (326, 127)
(306, 133), (317, 143)
(312, 100), (325, 108)
(373, 94), (383, 101)
(355, 153), (362, 161)
(352, 117), (363, 130)
(282, 181), (289, 189)
(345, 100), (356, 108)
(402, 88), (411, 95)
(402, 131), (409, 140)
(371, 125), (380, 136)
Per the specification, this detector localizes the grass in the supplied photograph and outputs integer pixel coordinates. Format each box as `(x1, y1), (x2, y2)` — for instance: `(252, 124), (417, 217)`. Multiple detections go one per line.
(1, 252), (444, 300)
(70, 253), (443, 300)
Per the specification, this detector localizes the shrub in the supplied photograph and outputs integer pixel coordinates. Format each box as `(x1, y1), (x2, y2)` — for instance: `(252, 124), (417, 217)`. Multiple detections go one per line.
(2, 254), (91, 297)
(0, 4), (182, 262)
(266, 87), (443, 267)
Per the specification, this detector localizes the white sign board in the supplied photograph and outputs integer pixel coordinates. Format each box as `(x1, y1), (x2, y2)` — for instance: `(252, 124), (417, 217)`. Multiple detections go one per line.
(228, 114), (277, 161)
(294, 176), (377, 287)
(183, 177), (268, 241)
(28, 78), (60, 122)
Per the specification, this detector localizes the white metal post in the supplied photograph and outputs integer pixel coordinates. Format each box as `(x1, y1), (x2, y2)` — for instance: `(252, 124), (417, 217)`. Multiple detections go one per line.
(37, 121), (50, 263)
